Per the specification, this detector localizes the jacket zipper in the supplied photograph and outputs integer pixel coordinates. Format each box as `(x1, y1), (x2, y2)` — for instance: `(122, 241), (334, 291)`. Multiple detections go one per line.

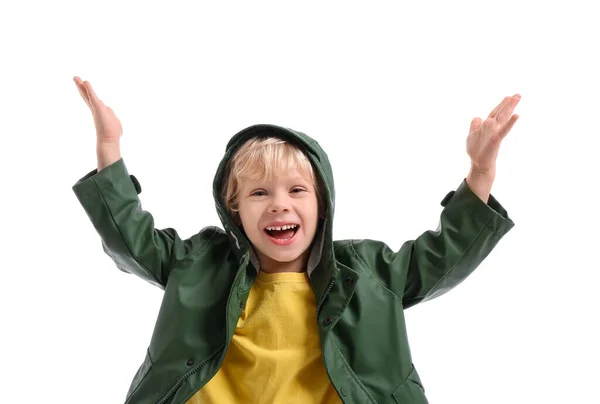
(316, 276), (341, 398)
(157, 264), (248, 404)
(316, 277), (335, 315)
(156, 343), (225, 404)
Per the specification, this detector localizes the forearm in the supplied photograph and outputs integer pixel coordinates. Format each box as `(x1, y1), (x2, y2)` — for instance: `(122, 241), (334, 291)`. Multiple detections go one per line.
(466, 165), (496, 204)
(72, 158), (179, 289)
(97, 141), (121, 171)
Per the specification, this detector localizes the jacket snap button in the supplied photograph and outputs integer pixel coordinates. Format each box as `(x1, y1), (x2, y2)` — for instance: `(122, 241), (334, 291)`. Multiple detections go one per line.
(341, 387), (347, 397)
(344, 276), (354, 286)
(324, 317), (333, 326)
(186, 359), (194, 366)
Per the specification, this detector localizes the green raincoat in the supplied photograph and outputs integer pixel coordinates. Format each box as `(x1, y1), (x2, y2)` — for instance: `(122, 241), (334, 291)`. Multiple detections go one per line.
(72, 124), (514, 403)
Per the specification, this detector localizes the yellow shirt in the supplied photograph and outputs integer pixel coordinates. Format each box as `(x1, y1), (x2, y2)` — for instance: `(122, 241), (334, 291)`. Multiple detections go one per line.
(186, 271), (342, 404)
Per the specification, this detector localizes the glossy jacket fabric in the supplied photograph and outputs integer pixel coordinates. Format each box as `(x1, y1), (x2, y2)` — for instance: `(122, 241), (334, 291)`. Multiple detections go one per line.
(72, 124), (515, 403)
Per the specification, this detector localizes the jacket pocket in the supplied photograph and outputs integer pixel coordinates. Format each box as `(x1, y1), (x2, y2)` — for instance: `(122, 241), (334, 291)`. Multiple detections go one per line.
(391, 364), (429, 404)
(125, 349), (153, 400)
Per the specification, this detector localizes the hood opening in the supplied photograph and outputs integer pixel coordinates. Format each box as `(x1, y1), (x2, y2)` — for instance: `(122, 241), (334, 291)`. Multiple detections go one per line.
(212, 124), (336, 280)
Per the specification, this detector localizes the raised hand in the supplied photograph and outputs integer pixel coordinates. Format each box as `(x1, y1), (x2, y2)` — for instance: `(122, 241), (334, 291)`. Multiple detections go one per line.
(74, 76), (123, 144)
(467, 94), (521, 174)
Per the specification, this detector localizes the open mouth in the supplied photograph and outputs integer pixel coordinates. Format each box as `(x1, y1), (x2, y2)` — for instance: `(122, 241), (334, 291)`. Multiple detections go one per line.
(264, 224), (300, 241)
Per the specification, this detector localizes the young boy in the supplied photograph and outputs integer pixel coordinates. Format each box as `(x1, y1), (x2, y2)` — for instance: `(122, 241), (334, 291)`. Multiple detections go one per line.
(72, 76), (520, 404)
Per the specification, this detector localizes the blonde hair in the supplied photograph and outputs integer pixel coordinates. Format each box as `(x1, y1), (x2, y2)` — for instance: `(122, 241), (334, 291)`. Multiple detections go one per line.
(222, 136), (323, 217)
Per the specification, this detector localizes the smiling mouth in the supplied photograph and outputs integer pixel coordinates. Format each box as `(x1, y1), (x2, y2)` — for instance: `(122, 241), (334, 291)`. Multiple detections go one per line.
(264, 224), (300, 240)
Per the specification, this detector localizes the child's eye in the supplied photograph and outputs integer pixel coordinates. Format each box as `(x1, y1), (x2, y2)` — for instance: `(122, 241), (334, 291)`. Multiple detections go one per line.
(251, 190), (267, 196)
(291, 188), (306, 193)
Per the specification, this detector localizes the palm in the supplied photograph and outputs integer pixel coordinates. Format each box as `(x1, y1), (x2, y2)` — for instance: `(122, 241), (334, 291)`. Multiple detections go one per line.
(74, 76), (123, 142)
(467, 94), (520, 172)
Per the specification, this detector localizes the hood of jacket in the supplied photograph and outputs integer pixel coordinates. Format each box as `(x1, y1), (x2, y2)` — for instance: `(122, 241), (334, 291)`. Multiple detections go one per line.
(212, 124), (337, 284)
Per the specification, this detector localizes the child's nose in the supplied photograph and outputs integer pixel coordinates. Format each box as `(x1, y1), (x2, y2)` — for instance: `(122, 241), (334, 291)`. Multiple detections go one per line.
(268, 203), (290, 213)
(268, 195), (290, 213)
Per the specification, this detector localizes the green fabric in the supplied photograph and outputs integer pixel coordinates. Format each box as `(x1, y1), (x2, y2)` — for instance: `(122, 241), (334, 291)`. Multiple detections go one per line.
(73, 124), (514, 403)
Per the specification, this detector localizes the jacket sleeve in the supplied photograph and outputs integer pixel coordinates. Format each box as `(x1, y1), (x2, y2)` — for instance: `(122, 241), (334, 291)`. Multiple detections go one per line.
(72, 158), (215, 289)
(350, 178), (515, 309)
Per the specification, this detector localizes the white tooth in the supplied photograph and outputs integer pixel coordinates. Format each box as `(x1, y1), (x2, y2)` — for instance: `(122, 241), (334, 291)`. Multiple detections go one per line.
(266, 224), (298, 231)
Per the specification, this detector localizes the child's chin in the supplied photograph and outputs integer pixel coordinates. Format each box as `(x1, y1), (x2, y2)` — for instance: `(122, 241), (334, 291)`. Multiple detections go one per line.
(265, 249), (306, 264)
(269, 252), (302, 263)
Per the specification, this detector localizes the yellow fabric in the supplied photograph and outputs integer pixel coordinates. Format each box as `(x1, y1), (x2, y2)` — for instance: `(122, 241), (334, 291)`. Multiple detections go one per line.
(186, 271), (342, 404)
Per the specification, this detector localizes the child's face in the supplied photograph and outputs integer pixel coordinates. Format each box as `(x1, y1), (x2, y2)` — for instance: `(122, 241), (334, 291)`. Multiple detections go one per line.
(237, 168), (319, 271)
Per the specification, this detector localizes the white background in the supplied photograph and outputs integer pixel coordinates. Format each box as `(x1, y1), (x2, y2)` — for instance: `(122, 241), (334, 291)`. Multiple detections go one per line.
(1, 1), (598, 403)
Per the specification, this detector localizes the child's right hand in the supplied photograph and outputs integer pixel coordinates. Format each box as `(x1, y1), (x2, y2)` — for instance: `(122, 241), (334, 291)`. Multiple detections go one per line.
(74, 76), (122, 144)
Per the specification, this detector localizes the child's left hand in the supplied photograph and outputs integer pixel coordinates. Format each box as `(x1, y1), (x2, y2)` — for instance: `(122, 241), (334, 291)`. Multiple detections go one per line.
(467, 94), (521, 173)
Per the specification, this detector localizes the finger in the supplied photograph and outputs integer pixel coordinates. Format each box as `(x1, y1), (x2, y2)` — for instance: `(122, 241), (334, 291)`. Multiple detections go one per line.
(488, 96), (510, 119)
(84, 80), (103, 107)
(470, 117), (482, 133)
(498, 114), (519, 138)
(496, 94), (521, 123)
(74, 77), (93, 111)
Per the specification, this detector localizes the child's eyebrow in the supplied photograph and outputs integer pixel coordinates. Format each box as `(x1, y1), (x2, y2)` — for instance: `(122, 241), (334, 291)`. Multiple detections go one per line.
(287, 177), (312, 184)
(244, 176), (312, 186)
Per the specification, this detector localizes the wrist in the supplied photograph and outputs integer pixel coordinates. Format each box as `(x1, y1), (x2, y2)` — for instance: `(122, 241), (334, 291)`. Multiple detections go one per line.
(96, 141), (121, 171)
(96, 139), (121, 148)
(466, 165), (495, 203)
(469, 162), (496, 177)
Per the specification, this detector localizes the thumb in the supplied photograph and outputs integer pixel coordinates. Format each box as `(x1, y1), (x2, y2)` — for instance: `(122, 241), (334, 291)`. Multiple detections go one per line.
(470, 117), (482, 134)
